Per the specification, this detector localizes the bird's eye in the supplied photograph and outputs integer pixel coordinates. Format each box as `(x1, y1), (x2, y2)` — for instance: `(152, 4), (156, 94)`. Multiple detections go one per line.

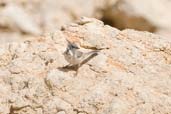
(69, 43), (79, 49)
(66, 48), (69, 52)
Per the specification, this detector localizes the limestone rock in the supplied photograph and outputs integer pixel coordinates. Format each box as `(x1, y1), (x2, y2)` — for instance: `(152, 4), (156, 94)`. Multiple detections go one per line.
(0, 18), (170, 114)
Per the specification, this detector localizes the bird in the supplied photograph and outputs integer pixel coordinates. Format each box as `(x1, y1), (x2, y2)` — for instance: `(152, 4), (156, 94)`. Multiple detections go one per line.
(63, 41), (99, 68)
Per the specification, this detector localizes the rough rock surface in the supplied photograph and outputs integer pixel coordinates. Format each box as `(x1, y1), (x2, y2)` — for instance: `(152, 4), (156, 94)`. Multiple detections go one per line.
(0, 18), (170, 114)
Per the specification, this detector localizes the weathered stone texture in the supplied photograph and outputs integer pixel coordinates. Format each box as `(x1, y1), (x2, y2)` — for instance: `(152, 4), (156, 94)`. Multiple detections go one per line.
(0, 18), (170, 114)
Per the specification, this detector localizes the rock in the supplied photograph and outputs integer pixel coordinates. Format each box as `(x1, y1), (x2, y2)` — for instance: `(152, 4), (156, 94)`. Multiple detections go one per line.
(0, 3), (41, 35)
(122, 0), (171, 29)
(101, 0), (171, 36)
(0, 18), (170, 114)
(62, 17), (119, 49)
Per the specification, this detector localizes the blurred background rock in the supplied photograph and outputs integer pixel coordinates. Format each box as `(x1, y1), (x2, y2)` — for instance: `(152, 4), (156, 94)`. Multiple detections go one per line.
(0, 0), (171, 43)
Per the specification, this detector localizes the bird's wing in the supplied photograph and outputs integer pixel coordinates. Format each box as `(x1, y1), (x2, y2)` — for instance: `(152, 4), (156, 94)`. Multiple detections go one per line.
(75, 51), (83, 58)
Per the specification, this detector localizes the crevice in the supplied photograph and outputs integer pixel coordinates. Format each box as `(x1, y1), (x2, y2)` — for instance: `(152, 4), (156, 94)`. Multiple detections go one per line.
(99, 1), (157, 33)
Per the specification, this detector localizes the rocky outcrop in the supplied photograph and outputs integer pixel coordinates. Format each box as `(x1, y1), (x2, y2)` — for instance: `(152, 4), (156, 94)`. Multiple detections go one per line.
(0, 18), (170, 114)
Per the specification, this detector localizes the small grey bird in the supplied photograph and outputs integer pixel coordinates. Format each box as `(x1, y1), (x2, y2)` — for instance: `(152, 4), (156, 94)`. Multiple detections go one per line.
(63, 41), (99, 67)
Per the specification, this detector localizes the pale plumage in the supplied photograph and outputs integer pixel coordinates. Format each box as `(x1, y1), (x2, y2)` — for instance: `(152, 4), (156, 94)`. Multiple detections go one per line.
(63, 41), (99, 67)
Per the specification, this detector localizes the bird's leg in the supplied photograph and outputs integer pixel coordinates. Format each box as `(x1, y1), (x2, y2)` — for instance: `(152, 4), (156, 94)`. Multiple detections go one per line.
(62, 63), (79, 70)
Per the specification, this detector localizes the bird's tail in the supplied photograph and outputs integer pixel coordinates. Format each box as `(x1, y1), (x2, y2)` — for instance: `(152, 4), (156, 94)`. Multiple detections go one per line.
(80, 50), (99, 65)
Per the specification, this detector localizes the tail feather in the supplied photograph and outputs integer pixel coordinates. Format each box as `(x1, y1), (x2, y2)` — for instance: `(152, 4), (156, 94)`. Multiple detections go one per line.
(80, 50), (99, 65)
